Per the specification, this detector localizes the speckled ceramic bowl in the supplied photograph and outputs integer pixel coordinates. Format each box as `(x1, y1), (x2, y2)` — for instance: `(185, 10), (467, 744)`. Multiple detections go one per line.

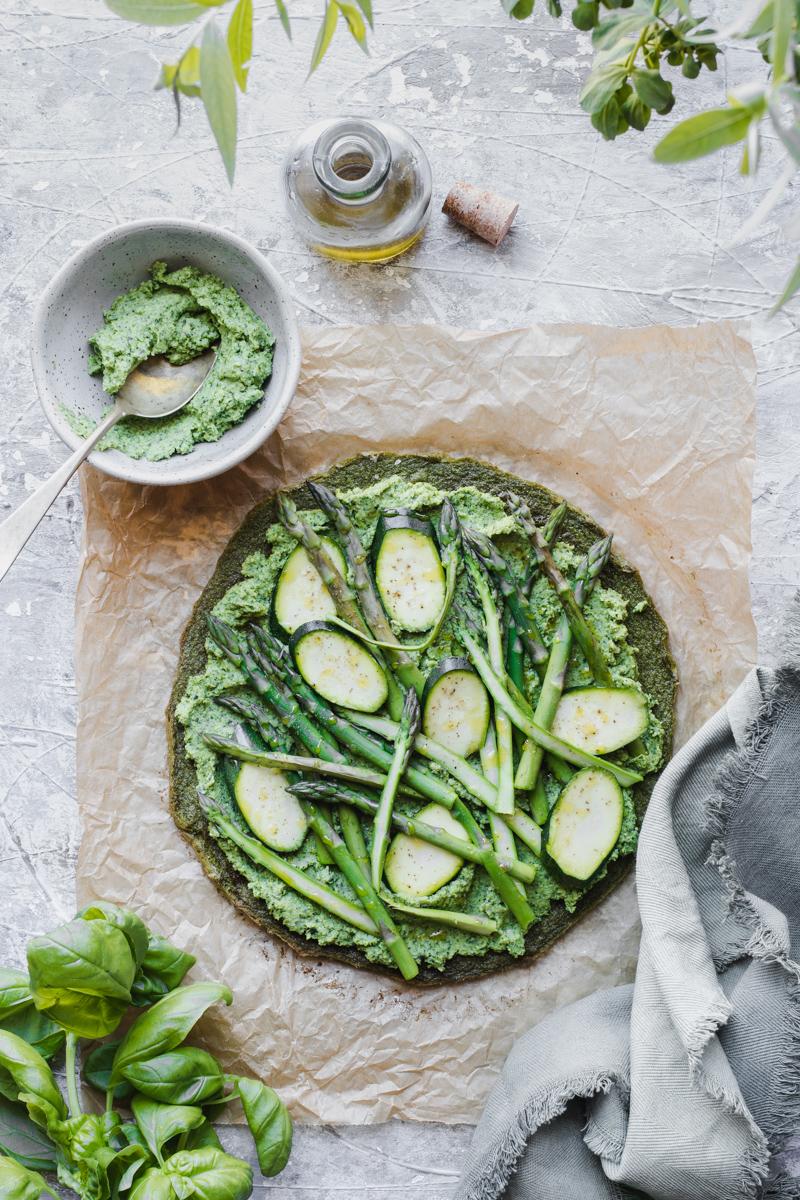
(32, 219), (301, 486)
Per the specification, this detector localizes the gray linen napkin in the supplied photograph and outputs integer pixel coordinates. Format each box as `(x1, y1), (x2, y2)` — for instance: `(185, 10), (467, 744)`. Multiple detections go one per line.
(457, 617), (800, 1200)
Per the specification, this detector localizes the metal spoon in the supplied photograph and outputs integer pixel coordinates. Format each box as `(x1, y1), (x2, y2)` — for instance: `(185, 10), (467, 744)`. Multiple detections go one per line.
(0, 348), (215, 585)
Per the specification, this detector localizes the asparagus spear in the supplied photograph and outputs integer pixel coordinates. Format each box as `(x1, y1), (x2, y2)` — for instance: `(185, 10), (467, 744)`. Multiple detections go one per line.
(531, 776), (549, 826)
(463, 527), (548, 677)
(277, 493), (405, 718)
(384, 900), (497, 937)
(288, 780), (537, 884)
(515, 536), (613, 793)
(307, 481), (426, 696)
(480, 723), (525, 896)
(247, 624), (460, 809)
(504, 608), (525, 695)
(299, 795), (419, 980)
(371, 689), (420, 889)
(464, 551), (515, 815)
(542, 501), (569, 547)
(203, 735), (406, 789)
(338, 805), (370, 880)
(503, 492), (613, 687)
(454, 617), (642, 788)
(521, 501), (568, 596)
(418, 497), (462, 650)
(198, 792), (378, 936)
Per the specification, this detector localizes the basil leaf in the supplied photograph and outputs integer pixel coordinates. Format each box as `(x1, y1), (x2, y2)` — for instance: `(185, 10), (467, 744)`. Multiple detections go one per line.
(0, 1008), (64, 1063)
(129, 1165), (176, 1200)
(82, 1041), (134, 1103)
(227, 0), (253, 92)
(236, 1076), (292, 1177)
(131, 1097), (204, 1162)
(27, 918), (135, 1038)
(52, 1112), (109, 1164)
(181, 1119), (221, 1151)
(108, 1143), (152, 1195)
(309, 0), (339, 75)
(200, 18), (238, 185)
(654, 106), (754, 163)
(579, 62), (628, 114)
(0, 1032), (66, 1129)
(132, 935), (194, 1006)
(0, 972), (32, 1022)
(121, 1121), (150, 1150)
(110, 982), (231, 1086)
(0, 1155), (55, 1200)
(78, 903), (149, 968)
(162, 1146), (253, 1200)
(132, 935), (196, 1006)
(122, 1048), (224, 1106)
(0, 1096), (56, 1171)
(104, 0), (212, 25)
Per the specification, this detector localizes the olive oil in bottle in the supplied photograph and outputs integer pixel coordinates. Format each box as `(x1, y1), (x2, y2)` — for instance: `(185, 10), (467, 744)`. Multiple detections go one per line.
(283, 117), (432, 263)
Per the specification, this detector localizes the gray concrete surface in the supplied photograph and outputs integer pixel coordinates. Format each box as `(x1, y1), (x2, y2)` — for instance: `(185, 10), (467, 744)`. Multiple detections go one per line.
(1, 0), (799, 1193)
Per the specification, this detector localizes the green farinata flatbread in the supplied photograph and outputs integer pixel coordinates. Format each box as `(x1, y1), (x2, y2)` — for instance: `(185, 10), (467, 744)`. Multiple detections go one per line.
(168, 454), (676, 985)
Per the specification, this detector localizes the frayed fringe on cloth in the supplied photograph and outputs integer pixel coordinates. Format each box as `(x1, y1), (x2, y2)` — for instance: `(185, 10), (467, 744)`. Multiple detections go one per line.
(460, 1073), (620, 1200)
(704, 593), (800, 1185)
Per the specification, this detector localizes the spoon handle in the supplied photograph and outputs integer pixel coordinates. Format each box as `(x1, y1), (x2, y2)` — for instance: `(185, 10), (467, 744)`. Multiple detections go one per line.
(0, 404), (123, 585)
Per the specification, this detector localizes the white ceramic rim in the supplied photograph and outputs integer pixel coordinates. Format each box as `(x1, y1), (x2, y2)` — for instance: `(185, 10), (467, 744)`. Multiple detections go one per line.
(31, 218), (301, 486)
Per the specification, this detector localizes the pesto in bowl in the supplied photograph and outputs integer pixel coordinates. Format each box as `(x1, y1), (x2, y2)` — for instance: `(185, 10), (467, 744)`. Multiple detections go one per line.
(65, 261), (275, 462)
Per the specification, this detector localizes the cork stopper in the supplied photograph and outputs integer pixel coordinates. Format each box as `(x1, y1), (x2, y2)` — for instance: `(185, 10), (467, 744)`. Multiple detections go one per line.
(442, 181), (519, 247)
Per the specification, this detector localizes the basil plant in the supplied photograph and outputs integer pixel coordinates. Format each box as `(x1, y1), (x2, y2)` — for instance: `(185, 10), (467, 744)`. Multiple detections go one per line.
(0, 902), (291, 1200)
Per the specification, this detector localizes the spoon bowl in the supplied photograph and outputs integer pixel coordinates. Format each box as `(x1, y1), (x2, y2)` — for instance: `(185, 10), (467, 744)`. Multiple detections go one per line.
(118, 348), (217, 419)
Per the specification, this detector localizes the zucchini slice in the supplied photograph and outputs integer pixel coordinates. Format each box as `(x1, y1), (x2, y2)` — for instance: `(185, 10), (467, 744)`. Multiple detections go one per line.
(371, 513), (446, 632)
(273, 537), (347, 635)
(545, 768), (623, 881)
(290, 621), (388, 713)
(422, 657), (490, 758)
(384, 803), (469, 897)
(234, 763), (308, 853)
(550, 686), (648, 755)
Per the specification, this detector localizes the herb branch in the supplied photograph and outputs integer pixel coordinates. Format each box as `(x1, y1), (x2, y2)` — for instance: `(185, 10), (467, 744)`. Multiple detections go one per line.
(509, 0), (800, 310)
(106, 0), (373, 182)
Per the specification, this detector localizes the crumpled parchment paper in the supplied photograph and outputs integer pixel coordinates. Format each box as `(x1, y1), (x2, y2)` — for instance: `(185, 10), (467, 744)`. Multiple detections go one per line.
(75, 321), (756, 1123)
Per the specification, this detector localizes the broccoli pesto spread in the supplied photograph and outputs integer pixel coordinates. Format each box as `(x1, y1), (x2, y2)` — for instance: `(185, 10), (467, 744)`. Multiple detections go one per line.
(66, 261), (274, 461)
(176, 474), (666, 974)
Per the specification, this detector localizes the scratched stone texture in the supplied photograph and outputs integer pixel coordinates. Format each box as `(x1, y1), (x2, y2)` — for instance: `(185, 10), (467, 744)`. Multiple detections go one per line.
(1, 0), (799, 1194)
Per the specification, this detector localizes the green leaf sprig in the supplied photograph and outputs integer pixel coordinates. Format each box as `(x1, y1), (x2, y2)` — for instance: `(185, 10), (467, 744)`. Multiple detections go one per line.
(0, 903), (292, 1200)
(109, 0), (373, 182)
(503, 0), (800, 309)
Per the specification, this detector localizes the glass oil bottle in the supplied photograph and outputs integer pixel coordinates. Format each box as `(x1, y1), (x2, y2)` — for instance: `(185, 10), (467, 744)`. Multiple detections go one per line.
(283, 117), (433, 263)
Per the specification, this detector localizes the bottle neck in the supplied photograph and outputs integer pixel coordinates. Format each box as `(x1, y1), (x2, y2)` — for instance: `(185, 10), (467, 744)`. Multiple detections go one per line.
(312, 120), (392, 204)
